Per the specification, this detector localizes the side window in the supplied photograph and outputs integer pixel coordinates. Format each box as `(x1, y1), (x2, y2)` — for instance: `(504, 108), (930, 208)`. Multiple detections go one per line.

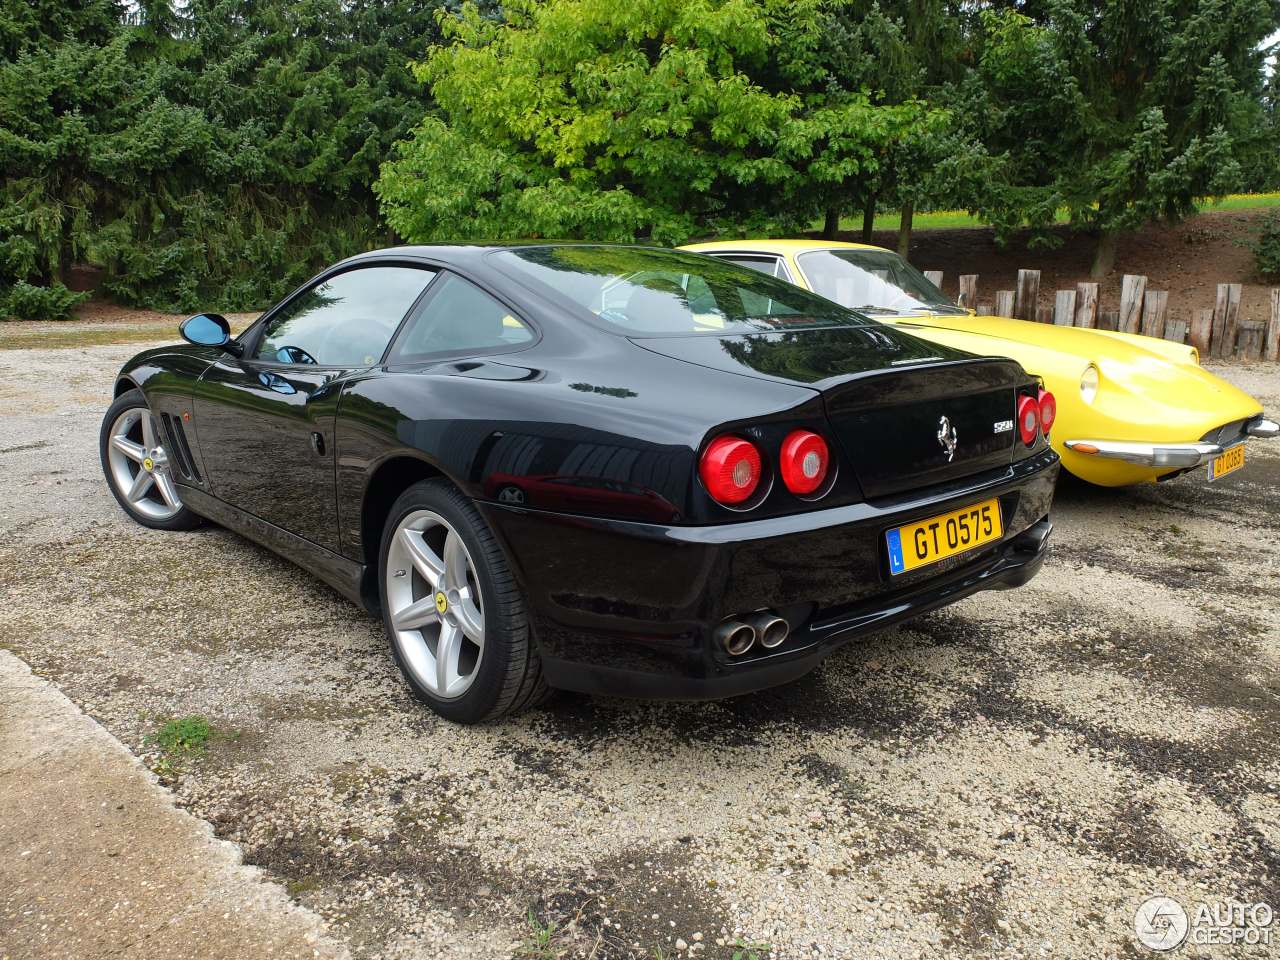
(255, 266), (435, 367)
(721, 255), (784, 277)
(390, 273), (534, 361)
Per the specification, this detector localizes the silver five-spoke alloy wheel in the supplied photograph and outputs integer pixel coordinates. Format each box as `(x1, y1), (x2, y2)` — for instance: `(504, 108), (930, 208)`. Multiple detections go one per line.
(106, 407), (184, 522)
(385, 509), (485, 700)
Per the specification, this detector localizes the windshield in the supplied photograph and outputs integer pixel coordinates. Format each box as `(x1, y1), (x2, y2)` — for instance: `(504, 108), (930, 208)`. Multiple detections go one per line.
(795, 249), (965, 316)
(493, 246), (875, 336)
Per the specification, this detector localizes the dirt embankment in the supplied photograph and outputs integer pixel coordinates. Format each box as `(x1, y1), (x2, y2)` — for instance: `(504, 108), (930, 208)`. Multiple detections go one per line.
(851, 209), (1277, 325)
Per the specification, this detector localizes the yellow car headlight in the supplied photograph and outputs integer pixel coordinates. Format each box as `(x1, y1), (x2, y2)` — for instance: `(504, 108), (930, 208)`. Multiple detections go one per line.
(1080, 364), (1099, 405)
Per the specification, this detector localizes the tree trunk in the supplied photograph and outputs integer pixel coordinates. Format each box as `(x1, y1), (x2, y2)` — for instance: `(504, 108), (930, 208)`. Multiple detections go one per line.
(861, 192), (876, 242)
(822, 204), (841, 240)
(896, 200), (914, 259)
(1090, 230), (1120, 279)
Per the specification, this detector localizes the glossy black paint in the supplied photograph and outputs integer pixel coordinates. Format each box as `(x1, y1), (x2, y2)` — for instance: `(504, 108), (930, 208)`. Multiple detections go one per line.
(196, 358), (346, 551)
(112, 243), (1060, 699)
(483, 449), (1057, 697)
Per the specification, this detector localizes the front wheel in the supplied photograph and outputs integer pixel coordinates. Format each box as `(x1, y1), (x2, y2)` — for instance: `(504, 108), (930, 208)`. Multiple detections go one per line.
(99, 389), (201, 530)
(379, 479), (550, 723)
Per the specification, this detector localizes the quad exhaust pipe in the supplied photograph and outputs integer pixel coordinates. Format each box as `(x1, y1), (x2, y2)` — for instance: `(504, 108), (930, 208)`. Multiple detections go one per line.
(714, 610), (791, 656)
(744, 611), (789, 649)
(714, 620), (757, 656)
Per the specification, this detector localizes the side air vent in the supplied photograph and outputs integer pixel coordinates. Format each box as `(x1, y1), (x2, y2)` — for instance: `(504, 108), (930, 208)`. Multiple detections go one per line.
(160, 413), (202, 483)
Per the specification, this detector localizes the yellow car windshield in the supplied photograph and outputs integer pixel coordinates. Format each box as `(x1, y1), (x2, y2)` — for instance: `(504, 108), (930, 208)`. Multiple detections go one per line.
(796, 249), (966, 317)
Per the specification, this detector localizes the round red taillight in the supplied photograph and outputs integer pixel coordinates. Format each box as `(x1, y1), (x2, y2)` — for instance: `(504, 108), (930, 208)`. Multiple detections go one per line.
(1016, 395), (1040, 446)
(1037, 388), (1057, 435)
(699, 435), (762, 505)
(779, 430), (830, 496)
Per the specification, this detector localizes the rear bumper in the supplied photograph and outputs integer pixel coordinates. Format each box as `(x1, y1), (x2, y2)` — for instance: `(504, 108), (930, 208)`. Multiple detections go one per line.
(479, 449), (1059, 700)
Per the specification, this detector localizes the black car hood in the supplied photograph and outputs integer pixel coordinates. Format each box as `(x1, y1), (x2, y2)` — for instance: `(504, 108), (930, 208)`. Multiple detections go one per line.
(630, 326), (973, 388)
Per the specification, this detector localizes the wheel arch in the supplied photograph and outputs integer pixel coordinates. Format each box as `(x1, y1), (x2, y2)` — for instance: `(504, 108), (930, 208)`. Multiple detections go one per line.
(113, 375), (142, 398)
(357, 454), (453, 611)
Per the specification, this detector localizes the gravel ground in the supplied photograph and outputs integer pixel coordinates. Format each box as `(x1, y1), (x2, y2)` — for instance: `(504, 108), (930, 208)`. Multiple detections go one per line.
(0, 343), (1277, 960)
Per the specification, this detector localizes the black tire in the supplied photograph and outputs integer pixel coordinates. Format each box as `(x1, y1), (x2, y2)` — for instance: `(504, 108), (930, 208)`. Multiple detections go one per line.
(99, 389), (201, 531)
(378, 479), (551, 723)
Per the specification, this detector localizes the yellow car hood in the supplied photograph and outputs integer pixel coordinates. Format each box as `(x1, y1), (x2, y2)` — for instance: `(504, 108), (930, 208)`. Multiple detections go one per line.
(891, 312), (1262, 441)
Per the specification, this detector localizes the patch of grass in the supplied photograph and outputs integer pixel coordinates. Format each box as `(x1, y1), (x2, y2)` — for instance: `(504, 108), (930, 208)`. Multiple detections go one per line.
(146, 715), (215, 777)
(1205, 191), (1280, 212)
(0, 325), (175, 350)
(730, 939), (772, 960)
(515, 908), (565, 960)
(286, 876), (322, 897)
(816, 191), (1280, 235)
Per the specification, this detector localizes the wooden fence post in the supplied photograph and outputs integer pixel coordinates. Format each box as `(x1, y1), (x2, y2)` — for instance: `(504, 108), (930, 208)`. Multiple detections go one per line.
(1164, 318), (1188, 344)
(958, 275), (978, 310)
(976, 300), (993, 316)
(1118, 274), (1147, 334)
(1266, 289), (1280, 362)
(1140, 290), (1168, 339)
(1099, 310), (1120, 332)
(1238, 321), (1264, 360)
(1211, 283), (1242, 358)
(1189, 309), (1214, 355)
(1074, 283), (1099, 328)
(924, 270), (943, 290)
(994, 290), (1015, 317)
(1053, 289), (1077, 326)
(1014, 269), (1040, 321)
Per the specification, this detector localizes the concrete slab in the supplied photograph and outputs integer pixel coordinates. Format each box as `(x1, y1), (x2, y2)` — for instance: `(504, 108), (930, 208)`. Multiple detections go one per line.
(0, 651), (346, 960)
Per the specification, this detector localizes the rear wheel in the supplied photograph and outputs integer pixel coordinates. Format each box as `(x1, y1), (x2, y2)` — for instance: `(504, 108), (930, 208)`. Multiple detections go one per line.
(379, 479), (549, 723)
(100, 389), (200, 530)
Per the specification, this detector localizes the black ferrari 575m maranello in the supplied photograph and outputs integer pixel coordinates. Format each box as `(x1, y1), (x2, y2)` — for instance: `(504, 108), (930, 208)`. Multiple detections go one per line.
(100, 244), (1059, 722)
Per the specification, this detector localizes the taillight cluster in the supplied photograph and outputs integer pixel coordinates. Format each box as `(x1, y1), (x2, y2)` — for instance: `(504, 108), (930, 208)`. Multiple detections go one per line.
(699, 429), (831, 507)
(1016, 389), (1057, 446)
(699, 436), (762, 505)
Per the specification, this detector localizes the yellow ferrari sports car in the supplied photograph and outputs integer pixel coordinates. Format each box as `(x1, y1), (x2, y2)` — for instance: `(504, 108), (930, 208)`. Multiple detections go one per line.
(683, 239), (1277, 487)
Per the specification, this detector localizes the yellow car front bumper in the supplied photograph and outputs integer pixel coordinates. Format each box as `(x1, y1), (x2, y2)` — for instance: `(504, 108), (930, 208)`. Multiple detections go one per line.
(1062, 417), (1277, 480)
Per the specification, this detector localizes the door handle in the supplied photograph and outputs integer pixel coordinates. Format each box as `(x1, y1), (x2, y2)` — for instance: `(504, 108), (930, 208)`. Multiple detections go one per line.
(310, 432), (326, 456)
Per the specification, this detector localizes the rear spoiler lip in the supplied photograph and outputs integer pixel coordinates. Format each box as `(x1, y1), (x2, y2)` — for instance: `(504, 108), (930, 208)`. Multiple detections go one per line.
(802, 354), (1031, 394)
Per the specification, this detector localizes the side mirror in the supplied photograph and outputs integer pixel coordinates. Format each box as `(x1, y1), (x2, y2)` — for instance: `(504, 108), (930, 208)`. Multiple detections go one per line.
(180, 313), (241, 355)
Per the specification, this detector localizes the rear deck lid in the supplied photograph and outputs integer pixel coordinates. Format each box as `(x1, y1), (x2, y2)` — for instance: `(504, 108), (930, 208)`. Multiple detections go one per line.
(634, 328), (1030, 498)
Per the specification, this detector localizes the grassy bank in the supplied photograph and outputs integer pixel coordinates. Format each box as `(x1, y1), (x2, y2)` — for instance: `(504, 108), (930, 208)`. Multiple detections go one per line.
(829, 191), (1280, 235)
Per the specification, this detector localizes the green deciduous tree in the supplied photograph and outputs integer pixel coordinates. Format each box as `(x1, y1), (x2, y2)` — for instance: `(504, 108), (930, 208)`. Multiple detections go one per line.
(376, 0), (948, 246)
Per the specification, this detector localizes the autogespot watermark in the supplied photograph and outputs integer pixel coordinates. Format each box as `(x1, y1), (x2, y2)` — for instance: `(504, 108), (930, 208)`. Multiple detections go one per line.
(1134, 896), (1274, 951)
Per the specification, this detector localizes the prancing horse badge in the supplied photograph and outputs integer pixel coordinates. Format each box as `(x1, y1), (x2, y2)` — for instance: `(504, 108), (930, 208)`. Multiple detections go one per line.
(937, 415), (958, 462)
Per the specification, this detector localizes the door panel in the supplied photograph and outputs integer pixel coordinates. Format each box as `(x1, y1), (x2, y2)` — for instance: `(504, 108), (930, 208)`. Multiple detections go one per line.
(194, 361), (344, 550)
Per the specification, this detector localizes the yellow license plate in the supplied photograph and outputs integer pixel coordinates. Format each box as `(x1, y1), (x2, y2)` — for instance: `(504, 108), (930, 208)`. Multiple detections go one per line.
(886, 498), (1003, 575)
(1208, 444), (1245, 481)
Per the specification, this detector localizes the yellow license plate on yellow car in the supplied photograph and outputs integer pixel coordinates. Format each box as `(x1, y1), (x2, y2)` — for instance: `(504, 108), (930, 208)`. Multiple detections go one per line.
(1208, 444), (1245, 481)
(886, 498), (1003, 575)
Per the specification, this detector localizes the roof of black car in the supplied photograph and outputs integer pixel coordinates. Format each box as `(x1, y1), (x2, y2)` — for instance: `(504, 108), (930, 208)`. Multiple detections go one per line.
(341, 241), (677, 266)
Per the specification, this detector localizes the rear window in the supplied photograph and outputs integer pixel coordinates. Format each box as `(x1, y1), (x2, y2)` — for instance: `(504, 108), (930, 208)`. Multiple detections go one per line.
(492, 246), (872, 336)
